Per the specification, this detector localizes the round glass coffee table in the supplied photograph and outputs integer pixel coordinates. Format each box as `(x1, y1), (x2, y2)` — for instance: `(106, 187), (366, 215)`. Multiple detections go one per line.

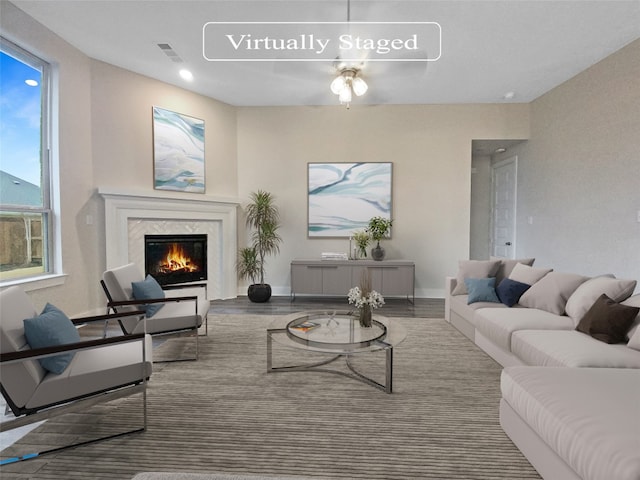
(267, 310), (406, 393)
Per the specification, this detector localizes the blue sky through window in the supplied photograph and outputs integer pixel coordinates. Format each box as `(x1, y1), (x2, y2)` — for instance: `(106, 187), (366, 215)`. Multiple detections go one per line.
(0, 50), (42, 187)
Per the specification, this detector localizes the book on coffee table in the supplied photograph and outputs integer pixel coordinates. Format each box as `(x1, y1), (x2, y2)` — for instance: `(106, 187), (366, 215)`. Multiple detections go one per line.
(290, 321), (320, 333)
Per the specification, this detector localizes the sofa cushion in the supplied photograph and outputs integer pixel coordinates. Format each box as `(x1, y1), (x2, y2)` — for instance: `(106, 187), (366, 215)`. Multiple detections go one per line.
(464, 277), (500, 304)
(575, 294), (640, 344)
(27, 335), (153, 411)
(490, 256), (535, 284)
(508, 263), (552, 285)
(449, 294), (507, 325)
(565, 276), (637, 326)
(496, 278), (530, 307)
(500, 367), (640, 480)
(451, 259), (501, 295)
(474, 307), (574, 352)
(126, 300), (203, 335)
(511, 329), (640, 368)
(132, 275), (166, 318)
(518, 271), (589, 315)
(23, 303), (82, 375)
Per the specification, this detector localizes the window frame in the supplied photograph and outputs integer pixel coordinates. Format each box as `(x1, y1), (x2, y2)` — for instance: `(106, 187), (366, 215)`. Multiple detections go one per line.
(0, 36), (62, 289)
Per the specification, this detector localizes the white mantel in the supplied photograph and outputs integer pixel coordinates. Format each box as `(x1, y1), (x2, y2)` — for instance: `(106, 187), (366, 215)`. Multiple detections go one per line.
(99, 187), (239, 300)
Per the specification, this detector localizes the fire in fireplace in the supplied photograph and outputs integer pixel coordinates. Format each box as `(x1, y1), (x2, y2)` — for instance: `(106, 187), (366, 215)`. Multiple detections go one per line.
(144, 234), (207, 285)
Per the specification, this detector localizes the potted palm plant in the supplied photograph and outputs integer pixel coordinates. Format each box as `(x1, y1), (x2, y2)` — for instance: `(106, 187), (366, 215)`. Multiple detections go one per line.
(237, 190), (282, 302)
(367, 216), (392, 261)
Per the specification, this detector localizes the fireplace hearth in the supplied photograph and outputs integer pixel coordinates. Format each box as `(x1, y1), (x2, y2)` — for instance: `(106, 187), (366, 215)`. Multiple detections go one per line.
(145, 234), (207, 285)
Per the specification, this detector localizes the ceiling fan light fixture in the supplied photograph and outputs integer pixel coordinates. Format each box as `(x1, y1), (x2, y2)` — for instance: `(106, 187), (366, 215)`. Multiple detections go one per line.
(352, 76), (368, 96)
(339, 84), (352, 104)
(330, 75), (347, 95)
(331, 68), (367, 107)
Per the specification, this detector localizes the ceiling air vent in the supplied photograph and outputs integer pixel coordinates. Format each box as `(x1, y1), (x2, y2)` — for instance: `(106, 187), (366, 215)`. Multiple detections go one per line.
(157, 43), (184, 63)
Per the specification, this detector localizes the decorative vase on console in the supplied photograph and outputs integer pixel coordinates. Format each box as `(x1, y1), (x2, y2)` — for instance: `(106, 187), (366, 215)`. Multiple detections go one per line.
(352, 230), (370, 260)
(348, 271), (385, 328)
(371, 241), (385, 261)
(366, 216), (392, 262)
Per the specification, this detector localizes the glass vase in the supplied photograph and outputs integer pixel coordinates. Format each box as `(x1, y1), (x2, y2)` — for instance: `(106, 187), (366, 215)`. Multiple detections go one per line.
(359, 304), (372, 328)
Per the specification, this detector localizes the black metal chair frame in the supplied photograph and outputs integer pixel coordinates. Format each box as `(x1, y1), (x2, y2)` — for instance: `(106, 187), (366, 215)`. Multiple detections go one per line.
(0, 310), (149, 465)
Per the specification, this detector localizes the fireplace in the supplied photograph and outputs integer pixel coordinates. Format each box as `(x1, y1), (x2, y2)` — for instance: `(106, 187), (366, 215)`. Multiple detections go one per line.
(144, 234), (207, 285)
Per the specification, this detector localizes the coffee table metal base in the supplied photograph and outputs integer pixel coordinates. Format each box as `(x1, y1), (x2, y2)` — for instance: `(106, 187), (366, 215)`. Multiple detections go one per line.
(267, 328), (394, 393)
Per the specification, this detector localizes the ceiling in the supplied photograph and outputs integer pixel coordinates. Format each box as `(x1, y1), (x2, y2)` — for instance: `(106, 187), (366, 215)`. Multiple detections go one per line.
(9, 0), (640, 107)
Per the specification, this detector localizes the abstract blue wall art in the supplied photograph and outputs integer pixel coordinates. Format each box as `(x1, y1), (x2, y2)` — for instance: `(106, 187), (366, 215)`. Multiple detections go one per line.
(153, 106), (205, 193)
(308, 162), (392, 237)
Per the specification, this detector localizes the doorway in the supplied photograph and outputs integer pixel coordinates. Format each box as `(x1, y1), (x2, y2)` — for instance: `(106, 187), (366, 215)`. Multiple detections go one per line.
(490, 156), (517, 259)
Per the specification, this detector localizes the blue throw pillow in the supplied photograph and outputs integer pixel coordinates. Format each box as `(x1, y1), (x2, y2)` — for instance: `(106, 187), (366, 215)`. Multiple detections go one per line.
(131, 274), (165, 318)
(496, 278), (531, 307)
(23, 303), (81, 374)
(464, 277), (500, 304)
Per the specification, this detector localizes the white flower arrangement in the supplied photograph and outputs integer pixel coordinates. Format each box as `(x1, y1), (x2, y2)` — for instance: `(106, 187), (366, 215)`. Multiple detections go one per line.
(348, 286), (385, 310)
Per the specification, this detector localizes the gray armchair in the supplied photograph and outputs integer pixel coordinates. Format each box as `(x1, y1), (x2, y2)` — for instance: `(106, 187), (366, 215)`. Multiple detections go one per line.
(101, 262), (210, 361)
(0, 285), (152, 464)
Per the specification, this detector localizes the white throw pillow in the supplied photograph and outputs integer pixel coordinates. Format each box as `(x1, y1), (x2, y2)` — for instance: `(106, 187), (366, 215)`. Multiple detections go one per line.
(508, 263), (552, 286)
(451, 260), (501, 296)
(622, 294), (640, 341)
(565, 276), (637, 325)
(628, 325), (640, 351)
(518, 271), (589, 315)
(490, 256), (535, 284)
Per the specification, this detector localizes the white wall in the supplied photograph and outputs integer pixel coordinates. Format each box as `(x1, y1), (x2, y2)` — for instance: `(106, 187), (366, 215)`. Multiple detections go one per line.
(237, 105), (529, 297)
(4, 1), (637, 312)
(1, 2), (238, 314)
(470, 155), (492, 260)
(506, 38), (640, 282)
(1, 1), (95, 313)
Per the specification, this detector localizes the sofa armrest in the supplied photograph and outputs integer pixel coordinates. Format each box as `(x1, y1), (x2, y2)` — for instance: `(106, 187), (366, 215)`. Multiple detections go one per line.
(445, 276), (457, 322)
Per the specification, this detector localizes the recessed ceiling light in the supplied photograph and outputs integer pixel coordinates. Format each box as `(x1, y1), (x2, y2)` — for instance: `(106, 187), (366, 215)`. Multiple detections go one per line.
(25, 79), (38, 87)
(495, 147), (507, 153)
(503, 91), (515, 100)
(179, 69), (193, 81)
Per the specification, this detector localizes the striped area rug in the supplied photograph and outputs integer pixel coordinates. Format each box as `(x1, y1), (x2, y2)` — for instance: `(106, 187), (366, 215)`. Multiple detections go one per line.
(1, 315), (540, 479)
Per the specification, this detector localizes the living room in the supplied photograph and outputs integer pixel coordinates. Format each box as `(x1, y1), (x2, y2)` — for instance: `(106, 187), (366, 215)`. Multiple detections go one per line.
(1, 1), (639, 479)
(0, 0), (637, 315)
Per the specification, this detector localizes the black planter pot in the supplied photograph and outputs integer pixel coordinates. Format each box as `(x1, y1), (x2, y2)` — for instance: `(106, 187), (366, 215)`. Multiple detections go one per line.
(371, 242), (385, 261)
(248, 283), (272, 303)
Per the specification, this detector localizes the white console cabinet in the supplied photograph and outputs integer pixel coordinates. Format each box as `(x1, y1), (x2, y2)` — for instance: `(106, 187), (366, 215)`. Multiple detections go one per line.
(291, 259), (415, 302)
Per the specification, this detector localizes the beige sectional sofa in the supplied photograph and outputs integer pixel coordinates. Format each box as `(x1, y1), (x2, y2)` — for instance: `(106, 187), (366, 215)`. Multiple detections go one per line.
(445, 258), (640, 480)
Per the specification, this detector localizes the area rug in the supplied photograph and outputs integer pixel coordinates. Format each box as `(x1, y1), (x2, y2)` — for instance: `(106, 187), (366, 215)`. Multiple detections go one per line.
(1, 315), (540, 479)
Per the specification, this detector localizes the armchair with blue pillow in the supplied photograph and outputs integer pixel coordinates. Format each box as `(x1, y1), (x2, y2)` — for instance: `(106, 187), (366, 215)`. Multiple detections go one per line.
(101, 262), (210, 361)
(0, 285), (152, 464)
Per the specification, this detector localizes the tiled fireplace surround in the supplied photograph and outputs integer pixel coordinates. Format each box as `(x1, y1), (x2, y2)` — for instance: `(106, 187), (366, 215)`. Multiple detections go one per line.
(99, 188), (239, 300)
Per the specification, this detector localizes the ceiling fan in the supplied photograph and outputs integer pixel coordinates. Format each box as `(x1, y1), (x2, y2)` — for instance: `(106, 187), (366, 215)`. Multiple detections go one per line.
(271, 0), (431, 106)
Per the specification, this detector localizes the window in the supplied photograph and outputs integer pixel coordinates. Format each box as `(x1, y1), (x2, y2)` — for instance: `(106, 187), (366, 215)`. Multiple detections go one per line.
(0, 37), (52, 282)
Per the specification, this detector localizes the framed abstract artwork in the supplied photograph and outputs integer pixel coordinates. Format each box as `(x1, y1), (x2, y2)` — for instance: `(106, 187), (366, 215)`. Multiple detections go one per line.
(152, 106), (205, 193)
(308, 162), (392, 237)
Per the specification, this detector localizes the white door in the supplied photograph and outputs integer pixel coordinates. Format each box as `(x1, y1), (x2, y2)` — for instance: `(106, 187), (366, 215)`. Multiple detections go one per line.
(491, 157), (517, 259)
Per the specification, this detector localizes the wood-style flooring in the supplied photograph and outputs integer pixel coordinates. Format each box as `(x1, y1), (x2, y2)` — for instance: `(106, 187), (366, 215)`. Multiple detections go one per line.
(211, 295), (445, 318)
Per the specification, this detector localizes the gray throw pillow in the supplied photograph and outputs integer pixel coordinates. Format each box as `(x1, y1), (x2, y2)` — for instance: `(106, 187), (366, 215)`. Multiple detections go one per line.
(565, 276), (637, 325)
(518, 271), (589, 315)
(451, 260), (501, 296)
(621, 294), (640, 341)
(490, 257), (535, 284)
(508, 263), (552, 286)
